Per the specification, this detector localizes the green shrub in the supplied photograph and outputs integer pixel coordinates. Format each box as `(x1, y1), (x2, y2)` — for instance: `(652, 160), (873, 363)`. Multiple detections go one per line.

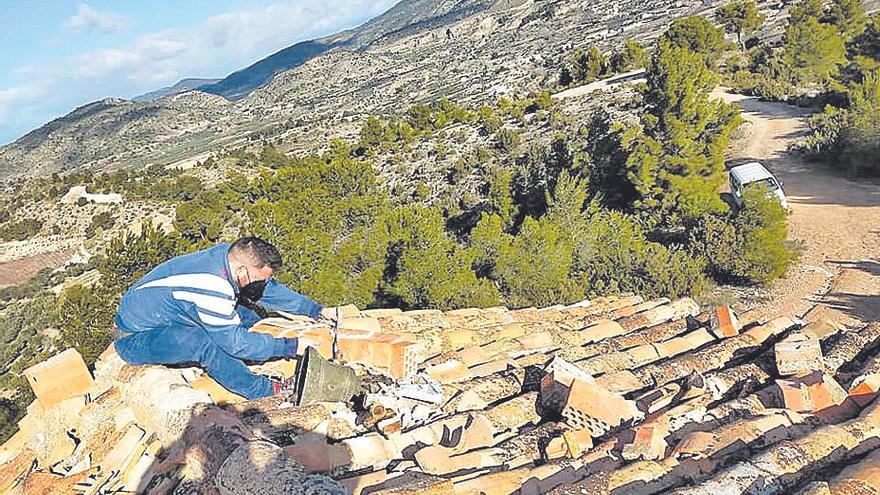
(610, 39), (649, 72)
(0, 218), (43, 241)
(54, 284), (115, 365)
(494, 216), (582, 307)
(730, 186), (800, 283)
(570, 45), (607, 83)
(662, 15), (725, 66)
(573, 210), (707, 298)
(0, 398), (24, 444)
(478, 105), (503, 134)
(495, 128), (521, 154)
(175, 191), (237, 246)
(98, 223), (184, 293)
(692, 185), (800, 285)
(381, 206), (500, 309)
(785, 16), (846, 85)
(85, 211), (115, 238)
(715, 0), (765, 50)
(802, 72), (880, 175)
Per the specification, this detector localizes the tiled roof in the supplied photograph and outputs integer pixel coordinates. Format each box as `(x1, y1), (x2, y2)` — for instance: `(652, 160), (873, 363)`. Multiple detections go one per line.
(3, 294), (880, 495)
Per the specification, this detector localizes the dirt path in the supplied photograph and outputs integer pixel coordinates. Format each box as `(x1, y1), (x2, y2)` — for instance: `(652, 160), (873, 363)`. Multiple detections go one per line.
(714, 89), (880, 327)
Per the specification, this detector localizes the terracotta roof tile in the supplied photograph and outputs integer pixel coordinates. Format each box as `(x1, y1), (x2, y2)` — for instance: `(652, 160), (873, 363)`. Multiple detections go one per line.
(10, 290), (880, 495)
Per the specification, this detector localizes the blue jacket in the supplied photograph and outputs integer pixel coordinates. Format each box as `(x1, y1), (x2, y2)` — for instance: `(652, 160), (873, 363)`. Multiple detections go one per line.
(114, 243), (322, 360)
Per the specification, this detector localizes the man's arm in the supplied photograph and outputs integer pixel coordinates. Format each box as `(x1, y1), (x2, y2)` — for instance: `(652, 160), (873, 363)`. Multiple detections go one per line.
(190, 305), (296, 360)
(258, 279), (323, 319)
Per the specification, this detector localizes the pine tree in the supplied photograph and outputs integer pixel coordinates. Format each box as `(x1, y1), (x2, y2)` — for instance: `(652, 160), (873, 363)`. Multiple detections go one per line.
(662, 16), (725, 66)
(785, 15), (847, 85)
(631, 40), (742, 221)
(825, 0), (866, 38)
(382, 206), (500, 309)
(610, 38), (650, 72)
(571, 45), (607, 83)
(494, 216), (582, 307)
(841, 71), (880, 175)
(715, 0), (766, 50)
(731, 186), (799, 283)
(789, 0), (824, 24)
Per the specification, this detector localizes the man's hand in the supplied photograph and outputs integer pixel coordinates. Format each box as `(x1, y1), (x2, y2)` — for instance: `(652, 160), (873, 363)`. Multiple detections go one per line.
(280, 338), (299, 359)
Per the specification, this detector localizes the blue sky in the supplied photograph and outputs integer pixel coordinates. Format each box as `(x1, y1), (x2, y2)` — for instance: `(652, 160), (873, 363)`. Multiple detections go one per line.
(0, 0), (399, 144)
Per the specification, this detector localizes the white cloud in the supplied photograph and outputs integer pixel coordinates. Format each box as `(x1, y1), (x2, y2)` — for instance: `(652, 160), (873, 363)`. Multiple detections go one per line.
(1, 0), (399, 143)
(63, 0), (397, 85)
(0, 83), (49, 121)
(64, 3), (130, 33)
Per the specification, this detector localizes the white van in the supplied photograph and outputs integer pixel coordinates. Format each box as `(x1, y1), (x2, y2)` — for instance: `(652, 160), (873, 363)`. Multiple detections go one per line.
(729, 162), (788, 209)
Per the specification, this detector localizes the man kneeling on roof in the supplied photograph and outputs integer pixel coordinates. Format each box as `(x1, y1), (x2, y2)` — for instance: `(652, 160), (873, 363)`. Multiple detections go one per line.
(113, 236), (333, 400)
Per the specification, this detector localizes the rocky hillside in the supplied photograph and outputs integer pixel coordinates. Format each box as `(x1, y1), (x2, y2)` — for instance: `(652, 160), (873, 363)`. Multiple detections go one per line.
(132, 78), (221, 102)
(198, 0), (497, 100)
(0, 0), (728, 181)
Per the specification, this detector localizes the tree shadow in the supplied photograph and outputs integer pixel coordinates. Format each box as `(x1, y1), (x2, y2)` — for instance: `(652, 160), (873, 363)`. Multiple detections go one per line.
(132, 395), (358, 494)
(815, 259), (880, 325)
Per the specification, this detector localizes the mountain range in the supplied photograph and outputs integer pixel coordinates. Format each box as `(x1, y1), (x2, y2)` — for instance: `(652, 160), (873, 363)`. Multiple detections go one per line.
(0, 0), (720, 182)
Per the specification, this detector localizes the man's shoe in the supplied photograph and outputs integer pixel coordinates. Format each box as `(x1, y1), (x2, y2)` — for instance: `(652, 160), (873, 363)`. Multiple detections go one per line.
(272, 375), (297, 398)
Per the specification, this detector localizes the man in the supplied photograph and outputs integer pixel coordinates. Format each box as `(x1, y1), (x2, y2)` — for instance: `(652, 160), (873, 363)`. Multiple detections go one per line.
(113, 237), (331, 400)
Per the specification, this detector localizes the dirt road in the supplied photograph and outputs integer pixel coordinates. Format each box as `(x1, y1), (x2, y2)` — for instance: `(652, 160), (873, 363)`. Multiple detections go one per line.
(715, 89), (880, 327)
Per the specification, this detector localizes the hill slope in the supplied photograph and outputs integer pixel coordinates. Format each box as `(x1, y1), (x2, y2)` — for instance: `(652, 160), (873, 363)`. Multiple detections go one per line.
(197, 41), (332, 100)
(0, 0), (724, 181)
(132, 78), (220, 102)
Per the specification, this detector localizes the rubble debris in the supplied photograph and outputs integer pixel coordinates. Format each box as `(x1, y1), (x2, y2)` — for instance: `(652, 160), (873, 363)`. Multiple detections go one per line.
(215, 440), (346, 494)
(541, 357), (641, 436)
(775, 334), (824, 376)
(620, 419), (669, 461)
(776, 371), (849, 417)
(561, 429), (592, 458)
(709, 304), (741, 338)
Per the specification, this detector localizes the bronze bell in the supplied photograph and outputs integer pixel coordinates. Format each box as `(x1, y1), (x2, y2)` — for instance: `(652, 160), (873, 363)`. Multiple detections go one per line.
(294, 347), (361, 406)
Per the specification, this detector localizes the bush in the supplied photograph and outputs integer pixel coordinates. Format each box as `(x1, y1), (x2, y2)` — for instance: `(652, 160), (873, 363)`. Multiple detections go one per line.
(784, 16), (846, 85)
(662, 16), (725, 66)
(715, 0), (765, 50)
(692, 185), (800, 285)
(85, 211), (115, 238)
(478, 106), (503, 134)
(802, 72), (880, 175)
(0, 218), (43, 241)
(54, 284), (115, 365)
(730, 186), (800, 283)
(610, 39), (649, 73)
(175, 191), (236, 247)
(494, 216), (583, 307)
(381, 206), (500, 309)
(495, 128), (521, 154)
(574, 210), (707, 298)
(570, 45), (607, 83)
(0, 398), (24, 444)
(98, 223), (183, 293)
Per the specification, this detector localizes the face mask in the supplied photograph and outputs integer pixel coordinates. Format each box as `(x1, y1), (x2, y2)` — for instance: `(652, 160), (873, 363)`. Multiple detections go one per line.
(239, 279), (268, 304)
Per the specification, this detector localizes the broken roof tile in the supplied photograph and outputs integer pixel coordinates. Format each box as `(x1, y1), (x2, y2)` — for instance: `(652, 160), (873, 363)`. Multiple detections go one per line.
(23, 348), (94, 409)
(710, 305), (742, 338)
(775, 334), (824, 376)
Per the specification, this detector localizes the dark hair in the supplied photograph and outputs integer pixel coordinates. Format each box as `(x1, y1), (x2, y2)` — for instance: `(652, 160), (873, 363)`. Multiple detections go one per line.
(231, 237), (283, 271)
